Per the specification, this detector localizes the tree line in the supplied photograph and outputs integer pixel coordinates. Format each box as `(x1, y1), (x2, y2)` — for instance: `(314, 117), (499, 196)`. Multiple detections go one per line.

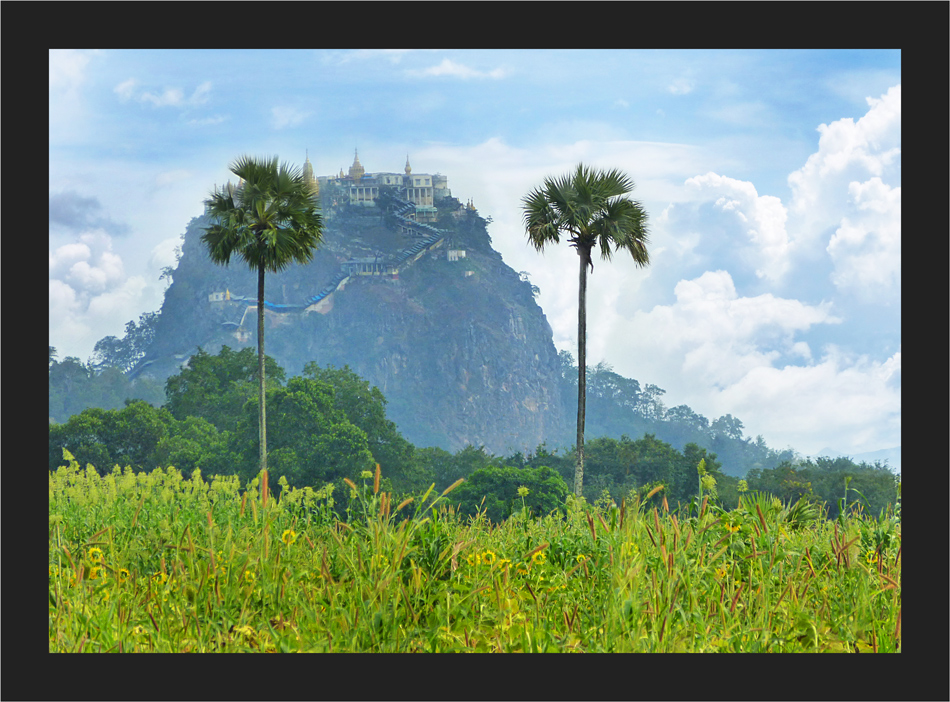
(50, 346), (899, 523)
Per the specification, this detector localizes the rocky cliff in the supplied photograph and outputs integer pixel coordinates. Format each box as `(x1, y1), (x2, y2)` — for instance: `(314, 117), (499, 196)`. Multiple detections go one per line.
(133, 200), (569, 455)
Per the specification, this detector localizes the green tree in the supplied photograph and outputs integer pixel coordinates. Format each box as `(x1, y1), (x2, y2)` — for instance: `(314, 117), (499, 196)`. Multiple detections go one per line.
(201, 155), (325, 480)
(523, 164), (649, 497)
(229, 376), (373, 488)
(50, 400), (173, 473)
(90, 312), (158, 373)
(302, 363), (415, 487)
(164, 346), (286, 433)
(452, 464), (569, 523)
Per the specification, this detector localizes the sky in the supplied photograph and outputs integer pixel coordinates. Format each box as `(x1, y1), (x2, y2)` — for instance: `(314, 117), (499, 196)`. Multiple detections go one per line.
(49, 49), (901, 461)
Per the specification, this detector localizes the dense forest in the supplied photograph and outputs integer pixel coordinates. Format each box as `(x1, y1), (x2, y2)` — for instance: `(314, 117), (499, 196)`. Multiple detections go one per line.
(50, 346), (899, 522)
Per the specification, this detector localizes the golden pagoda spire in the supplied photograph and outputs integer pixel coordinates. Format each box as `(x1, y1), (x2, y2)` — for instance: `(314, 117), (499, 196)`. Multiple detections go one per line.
(348, 148), (365, 180)
(303, 149), (318, 196)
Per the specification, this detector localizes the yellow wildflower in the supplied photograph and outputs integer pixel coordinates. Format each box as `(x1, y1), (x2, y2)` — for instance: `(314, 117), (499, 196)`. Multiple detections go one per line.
(482, 550), (496, 565)
(531, 552), (546, 566)
(87, 547), (104, 563)
(281, 529), (298, 546)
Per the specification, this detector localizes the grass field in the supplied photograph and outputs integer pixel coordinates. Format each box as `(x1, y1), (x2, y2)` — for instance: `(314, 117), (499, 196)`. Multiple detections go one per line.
(49, 452), (900, 652)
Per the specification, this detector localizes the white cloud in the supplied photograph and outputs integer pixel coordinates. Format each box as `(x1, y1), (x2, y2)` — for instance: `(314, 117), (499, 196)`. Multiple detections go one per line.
(141, 86), (185, 107)
(787, 84), (900, 242)
(115, 79), (214, 108)
(87, 275), (149, 320)
(271, 106), (310, 130)
(49, 49), (99, 92)
(149, 237), (181, 273)
(190, 81), (212, 105)
(667, 78), (694, 95)
(618, 270), (840, 388)
(323, 49), (419, 65)
(685, 172), (791, 281)
(49, 241), (92, 275)
(410, 58), (508, 80)
(717, 346), (901, 455)
(825, 178), (900, 297)
(601, 269), (901, 455)
(50, 231), (125, 294)
(49, 230), (154, 360)
(114, 78), (138, 102)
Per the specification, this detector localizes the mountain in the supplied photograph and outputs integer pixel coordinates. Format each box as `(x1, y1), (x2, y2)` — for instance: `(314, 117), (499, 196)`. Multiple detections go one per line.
(814, 446), (901, 473)
(130, 193), (569, 455)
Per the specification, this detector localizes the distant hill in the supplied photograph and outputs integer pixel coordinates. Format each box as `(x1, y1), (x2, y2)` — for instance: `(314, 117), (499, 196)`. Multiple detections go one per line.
(130, 194), (568, 455)
(814, 446), (901, 473)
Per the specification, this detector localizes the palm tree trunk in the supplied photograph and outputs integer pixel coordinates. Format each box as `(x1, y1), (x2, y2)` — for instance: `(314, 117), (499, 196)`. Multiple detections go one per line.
(575, 246), (591, 498)
(257, 261), (268, 478)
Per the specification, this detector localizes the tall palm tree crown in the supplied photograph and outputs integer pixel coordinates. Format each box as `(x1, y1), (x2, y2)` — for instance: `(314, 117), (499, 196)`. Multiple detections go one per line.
(522, 163), (649, 497)
(201, 155), (325, 478)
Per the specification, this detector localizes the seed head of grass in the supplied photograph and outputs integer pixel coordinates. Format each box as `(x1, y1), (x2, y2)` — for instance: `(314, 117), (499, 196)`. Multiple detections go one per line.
(441, 478), (464, 497)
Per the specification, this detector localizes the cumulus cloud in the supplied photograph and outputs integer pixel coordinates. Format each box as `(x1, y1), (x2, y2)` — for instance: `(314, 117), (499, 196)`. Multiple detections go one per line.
(49, 230), (153, 359)
(619, 270), (840, 390)
(787, 84), (900, 241)
(826, 177), (901, 298)
(604, 269), (901, 454)
(717, 345), (901, 454)
(680, 84), (900, 298)
(685, 173), (791, 281)
(49, 231), (126, 293)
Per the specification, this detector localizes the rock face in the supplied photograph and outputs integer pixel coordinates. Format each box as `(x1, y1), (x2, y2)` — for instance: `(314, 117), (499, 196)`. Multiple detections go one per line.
(135, 202), (568, 455)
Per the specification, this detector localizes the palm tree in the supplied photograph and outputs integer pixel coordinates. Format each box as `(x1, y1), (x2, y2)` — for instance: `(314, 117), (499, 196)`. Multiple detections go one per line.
(202, 155), (324, 480)
(522, 163), (649, 497)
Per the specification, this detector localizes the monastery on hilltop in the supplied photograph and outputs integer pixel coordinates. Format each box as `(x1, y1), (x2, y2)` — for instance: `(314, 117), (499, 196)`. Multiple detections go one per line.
(310, 150), (452, 223)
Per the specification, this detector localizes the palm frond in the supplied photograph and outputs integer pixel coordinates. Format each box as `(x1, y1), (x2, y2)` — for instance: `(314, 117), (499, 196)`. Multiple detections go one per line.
(522, 162), (649, 267)
(201, 154), (324, 273)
